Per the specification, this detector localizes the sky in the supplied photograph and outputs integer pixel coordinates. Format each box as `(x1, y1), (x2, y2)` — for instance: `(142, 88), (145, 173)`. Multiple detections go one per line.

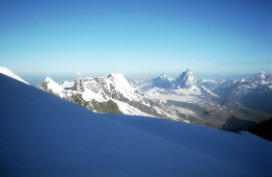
(0, 0), (271, 76)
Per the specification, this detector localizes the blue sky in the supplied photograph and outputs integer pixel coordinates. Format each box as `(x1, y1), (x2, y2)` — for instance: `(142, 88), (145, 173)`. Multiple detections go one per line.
(0, 0), (271, 76)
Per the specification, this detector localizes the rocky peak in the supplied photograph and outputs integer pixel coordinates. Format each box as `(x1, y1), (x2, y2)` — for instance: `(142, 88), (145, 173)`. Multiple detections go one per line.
(175, 69), (197, 88)
(152, 73), (172, 89)
(40, 77), (65, 97)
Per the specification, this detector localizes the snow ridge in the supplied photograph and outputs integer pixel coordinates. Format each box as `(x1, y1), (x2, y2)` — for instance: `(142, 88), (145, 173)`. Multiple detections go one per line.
(0, 66), (29, 84)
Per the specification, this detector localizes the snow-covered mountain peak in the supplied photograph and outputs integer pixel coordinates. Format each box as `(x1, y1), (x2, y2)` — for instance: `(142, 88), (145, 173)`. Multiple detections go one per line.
(72, 73), (146, 103)
(44, 76), (55, 83)
(0, 66), (29, 84)
(238, 71), (272, 86)
(151, 73), (173, 89)
(106, 73), (142, 101)
(40, 77), (65, 97)
(107, 73), (133, 90)
(40, 73), (153, 116)
(175, 69), (197, 88)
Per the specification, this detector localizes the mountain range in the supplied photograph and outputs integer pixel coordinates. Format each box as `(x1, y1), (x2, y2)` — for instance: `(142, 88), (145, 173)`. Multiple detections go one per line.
(39, 68), (272, 133)
(1, 70), (271, 177)
(1, 66), (271, 137)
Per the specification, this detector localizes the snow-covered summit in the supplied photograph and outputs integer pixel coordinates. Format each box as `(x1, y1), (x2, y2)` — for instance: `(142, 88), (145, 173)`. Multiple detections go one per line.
(219, 71), (272, 96)
(72, 73), (147, 103)
(151, 73), (173, 89)
(39, 73), (155, 117)
(175, 69), (197, 88)
(144, 69), (214, 97)
(107, 73), (139, 100)
(249, 71), (271, 85)
(149, 69), (198, 90)
(0, 66), (29, 84)
(40, 77), (65, 97)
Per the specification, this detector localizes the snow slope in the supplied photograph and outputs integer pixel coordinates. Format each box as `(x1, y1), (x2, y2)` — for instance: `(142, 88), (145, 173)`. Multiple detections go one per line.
(112, 99), (153, 117)
(0, 66), (29, 84)
(0, 74), (271, 177)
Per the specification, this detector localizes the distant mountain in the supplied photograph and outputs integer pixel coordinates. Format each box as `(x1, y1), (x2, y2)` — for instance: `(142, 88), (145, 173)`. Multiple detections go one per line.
(39, 69), (271, 133)
(40, 73), (175, 120)
(151, 73), (173, 89)
(175, 69), (197, 88)
(145, 69), (204, 97)
(0, 66), (29, 84)
(73, 73), (147, 103)
(0, 67), (271, 138)
(204, 71), (272, 114)
(150, 69), (198, 89)
(141, 69), (271, 131)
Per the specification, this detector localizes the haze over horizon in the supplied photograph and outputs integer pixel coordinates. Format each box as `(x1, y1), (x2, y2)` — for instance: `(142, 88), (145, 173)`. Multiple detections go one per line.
(0, 0), (271, 76)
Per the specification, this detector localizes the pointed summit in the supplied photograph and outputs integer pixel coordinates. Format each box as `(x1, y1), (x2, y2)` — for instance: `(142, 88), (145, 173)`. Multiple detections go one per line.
(175, 69), (197, 88)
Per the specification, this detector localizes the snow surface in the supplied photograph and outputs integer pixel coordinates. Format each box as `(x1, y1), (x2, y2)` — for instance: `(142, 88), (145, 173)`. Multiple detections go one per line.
(1, 74), (271, 177)
(81, 85), (106, 102)
(175, 85), (201, 95)
(112, 99), (153, 117)
(60, 81), (74, 89)
(0, 66), (29, 84)
(201, 79), (217, 83)
(145, 87), (202, 103)
(201, 85), (219, 97)
(0, 75), (272, 177)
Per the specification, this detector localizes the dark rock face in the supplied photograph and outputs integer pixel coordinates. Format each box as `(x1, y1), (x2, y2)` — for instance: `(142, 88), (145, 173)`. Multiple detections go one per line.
(249, 118), (272, 141)
(89, 100), (122, 114)
(222, 116), (258, 132)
